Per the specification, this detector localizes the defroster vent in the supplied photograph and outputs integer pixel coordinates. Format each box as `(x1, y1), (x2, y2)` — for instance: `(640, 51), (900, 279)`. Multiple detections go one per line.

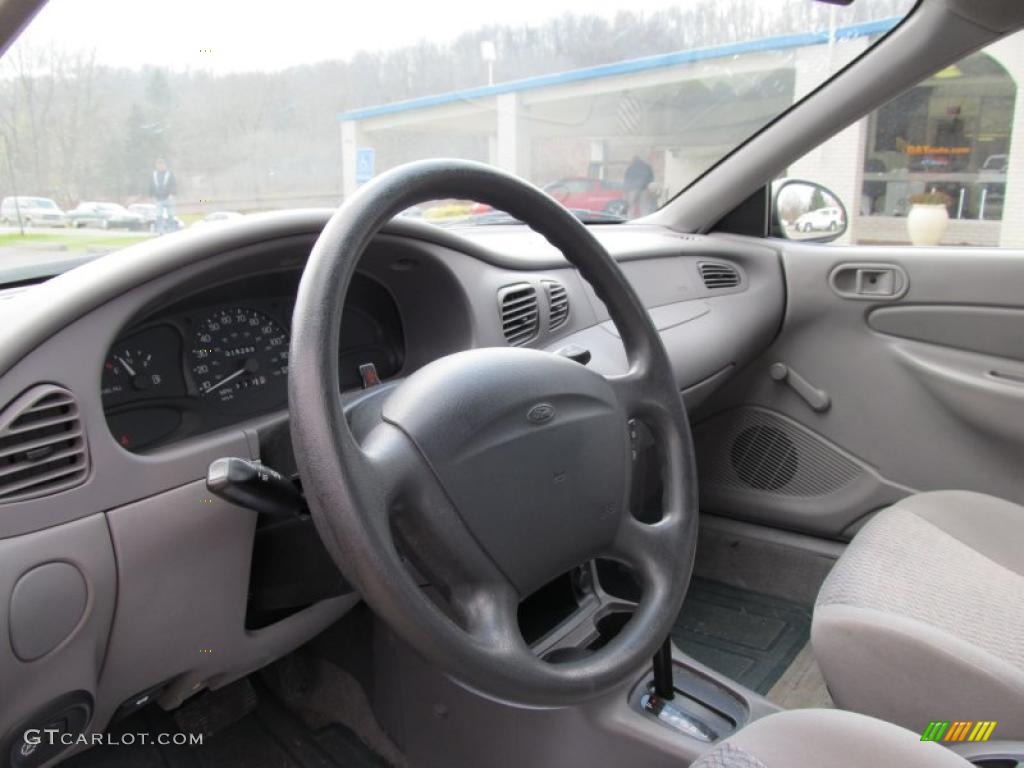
(499, 283), (540, 346)
(0, 385), (89, 503)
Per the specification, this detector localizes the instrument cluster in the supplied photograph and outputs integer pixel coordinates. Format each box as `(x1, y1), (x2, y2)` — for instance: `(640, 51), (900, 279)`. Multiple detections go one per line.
(101, 272), (403, 451)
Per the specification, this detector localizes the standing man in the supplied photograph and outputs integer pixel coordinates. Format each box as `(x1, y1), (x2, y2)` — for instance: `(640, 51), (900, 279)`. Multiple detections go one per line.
(150, 158), (177, 234)
(623, 155), (655, 217)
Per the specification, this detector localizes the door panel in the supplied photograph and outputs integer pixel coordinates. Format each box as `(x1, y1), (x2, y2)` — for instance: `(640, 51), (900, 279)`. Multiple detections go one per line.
(695, 238), (1024, 537)
(868, 305), (1024, 361)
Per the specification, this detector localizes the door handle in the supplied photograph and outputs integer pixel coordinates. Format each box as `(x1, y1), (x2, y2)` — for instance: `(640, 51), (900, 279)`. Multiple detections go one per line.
(769, 363), (831, 412)
(829, 263), (908, 300)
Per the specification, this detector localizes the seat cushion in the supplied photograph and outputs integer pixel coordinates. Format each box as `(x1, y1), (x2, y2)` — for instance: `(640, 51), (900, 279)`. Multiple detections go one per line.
(691, 709), (971, 767)
(812, 490), (1024, 737)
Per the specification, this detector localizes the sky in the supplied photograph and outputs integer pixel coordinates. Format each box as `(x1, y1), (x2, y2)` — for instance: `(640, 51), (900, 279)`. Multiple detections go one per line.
(16, 0), (692, 74)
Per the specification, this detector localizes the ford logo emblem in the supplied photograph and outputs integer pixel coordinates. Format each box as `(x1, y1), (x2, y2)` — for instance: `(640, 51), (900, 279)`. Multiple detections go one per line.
(527, 403), (555, 424)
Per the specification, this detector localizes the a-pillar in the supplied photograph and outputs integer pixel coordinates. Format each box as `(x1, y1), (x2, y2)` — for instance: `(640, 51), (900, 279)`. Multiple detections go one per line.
(787, 36), (870, 245)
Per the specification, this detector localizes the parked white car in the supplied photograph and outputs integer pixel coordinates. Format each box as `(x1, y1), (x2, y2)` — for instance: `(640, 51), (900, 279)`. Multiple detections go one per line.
(0, 196), (69, 228)
(794, 206), (844, 232)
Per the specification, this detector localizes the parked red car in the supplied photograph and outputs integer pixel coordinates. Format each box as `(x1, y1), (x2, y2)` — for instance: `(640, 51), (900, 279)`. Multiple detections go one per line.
(543, 177), (628, 216)
(469, 177), (628, 218)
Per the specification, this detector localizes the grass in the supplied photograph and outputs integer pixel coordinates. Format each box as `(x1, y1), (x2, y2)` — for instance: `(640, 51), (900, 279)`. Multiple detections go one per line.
(0, 231), (154, 253)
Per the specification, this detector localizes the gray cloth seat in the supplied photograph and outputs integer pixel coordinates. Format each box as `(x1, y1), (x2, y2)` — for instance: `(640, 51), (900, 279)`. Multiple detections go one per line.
(812, 490), (1024, 737)
(691, 709), (971, 767)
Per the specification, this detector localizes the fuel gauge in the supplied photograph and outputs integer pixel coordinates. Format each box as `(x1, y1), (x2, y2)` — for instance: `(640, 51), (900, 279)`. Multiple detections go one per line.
(103, 347), (159, 395)
(101, 325), (183, 406)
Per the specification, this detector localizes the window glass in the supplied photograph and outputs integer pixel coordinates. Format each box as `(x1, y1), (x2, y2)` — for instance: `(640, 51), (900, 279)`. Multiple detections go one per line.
(791, 29), (1022, 247)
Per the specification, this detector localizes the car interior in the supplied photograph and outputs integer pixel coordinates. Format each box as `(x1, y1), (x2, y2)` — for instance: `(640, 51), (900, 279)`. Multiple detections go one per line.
(1, 0), (1023, 766)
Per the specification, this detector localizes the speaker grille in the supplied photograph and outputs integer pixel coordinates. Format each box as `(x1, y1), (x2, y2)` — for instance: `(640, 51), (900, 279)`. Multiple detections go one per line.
(697, 408), (861, 498)
(730, 424), (798, 491)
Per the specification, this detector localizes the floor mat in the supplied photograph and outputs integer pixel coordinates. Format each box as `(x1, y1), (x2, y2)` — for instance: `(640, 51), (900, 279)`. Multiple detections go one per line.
(63, 683), (389, 768)
(672, 577), (812, 695)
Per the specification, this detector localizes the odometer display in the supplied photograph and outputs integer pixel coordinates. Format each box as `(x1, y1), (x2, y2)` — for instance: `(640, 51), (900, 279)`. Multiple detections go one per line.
(189, 307), (288, 407)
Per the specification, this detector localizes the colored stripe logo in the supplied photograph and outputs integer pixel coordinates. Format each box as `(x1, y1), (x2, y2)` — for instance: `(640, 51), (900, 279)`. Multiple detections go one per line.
(921, 721), (997, 742)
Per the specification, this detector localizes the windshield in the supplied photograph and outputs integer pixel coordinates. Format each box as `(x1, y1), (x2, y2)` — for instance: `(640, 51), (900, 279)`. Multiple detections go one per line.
(0, 0), (912, 277)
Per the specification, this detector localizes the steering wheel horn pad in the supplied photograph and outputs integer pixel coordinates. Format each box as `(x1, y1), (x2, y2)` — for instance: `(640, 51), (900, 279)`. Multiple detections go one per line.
(381, 347), (628, 596)
(289, 159), (698, 706)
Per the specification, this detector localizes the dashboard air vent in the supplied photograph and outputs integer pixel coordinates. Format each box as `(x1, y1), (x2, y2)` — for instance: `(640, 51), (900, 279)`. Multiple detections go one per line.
(0, 385), (89, 503)
(499, 284), (540, 346)
(699, 262), (741, 290)
(544, 280), (570, 331)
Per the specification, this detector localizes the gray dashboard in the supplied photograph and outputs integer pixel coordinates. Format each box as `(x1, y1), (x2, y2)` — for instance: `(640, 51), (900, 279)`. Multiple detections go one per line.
(0, 210), (783, 764)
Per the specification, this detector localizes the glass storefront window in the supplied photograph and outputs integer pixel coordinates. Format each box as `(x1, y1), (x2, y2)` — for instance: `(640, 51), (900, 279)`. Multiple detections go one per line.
(791, 29), (1023, 248)
(863, 53), (1013, 220)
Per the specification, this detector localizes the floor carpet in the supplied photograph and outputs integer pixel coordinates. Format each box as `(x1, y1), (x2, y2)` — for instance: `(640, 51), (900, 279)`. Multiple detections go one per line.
(766, 642), (834, 709)
(62, 681), (389, 768)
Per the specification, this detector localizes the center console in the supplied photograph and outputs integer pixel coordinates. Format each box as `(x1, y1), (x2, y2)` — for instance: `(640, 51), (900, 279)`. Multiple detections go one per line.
(367, 549), (780, 768)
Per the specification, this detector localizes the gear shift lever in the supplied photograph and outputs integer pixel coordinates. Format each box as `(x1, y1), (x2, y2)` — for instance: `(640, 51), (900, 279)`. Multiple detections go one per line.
(641, 635), (718, 742)
(652, 635), (675, 699)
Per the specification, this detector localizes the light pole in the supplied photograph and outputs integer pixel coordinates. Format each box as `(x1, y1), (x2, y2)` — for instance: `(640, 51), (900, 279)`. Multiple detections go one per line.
(480, 40), (496, 87)
(1, 133), (24, 235)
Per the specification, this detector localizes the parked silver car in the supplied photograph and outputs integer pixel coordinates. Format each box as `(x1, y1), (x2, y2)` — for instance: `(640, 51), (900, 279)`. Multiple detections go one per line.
(67, 202), (147, 230)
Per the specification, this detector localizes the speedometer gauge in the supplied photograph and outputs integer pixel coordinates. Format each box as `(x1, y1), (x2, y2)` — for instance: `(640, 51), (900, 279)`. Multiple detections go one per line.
(189, 307), (288, 407)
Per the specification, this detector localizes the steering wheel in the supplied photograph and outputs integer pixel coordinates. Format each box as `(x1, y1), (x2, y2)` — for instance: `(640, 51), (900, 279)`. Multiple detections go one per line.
(289, 159), (697, 706)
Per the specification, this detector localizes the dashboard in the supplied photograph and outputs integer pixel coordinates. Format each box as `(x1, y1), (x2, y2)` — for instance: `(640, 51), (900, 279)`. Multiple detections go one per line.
(0, 212), (784, 762)
(86, 224), (785, 454)
(100, 271), (403, 450)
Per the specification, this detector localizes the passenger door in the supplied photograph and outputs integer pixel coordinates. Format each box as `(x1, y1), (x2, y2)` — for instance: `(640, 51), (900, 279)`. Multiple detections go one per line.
(696, 32), (1024, 537)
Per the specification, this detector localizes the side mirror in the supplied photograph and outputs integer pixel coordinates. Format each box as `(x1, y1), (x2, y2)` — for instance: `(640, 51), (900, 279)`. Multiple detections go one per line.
(770, 179), (848, 243)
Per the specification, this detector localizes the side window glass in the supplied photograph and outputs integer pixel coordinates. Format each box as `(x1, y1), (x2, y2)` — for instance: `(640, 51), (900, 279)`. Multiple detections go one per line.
(785, 29), (1021, 247)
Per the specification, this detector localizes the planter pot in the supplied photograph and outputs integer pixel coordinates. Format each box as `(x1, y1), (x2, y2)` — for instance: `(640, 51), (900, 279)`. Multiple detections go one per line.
(907, 203), (949, 246)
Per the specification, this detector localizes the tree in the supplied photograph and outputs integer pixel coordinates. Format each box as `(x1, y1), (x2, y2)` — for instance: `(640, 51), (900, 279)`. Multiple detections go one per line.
(810, 187), (828, 212)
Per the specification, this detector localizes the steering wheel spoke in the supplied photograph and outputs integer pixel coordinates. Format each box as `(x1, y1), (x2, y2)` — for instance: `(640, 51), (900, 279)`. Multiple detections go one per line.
(606, 367), (676, 426)
(452, 577), (525, 649)
(605, 368), (647, 414)
(365, 422), (523, 632)
(608, 515), (680, 588)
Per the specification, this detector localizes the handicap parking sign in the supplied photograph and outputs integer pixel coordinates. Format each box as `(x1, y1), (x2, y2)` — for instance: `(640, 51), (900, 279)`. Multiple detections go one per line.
(356, 148), (375, 183)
